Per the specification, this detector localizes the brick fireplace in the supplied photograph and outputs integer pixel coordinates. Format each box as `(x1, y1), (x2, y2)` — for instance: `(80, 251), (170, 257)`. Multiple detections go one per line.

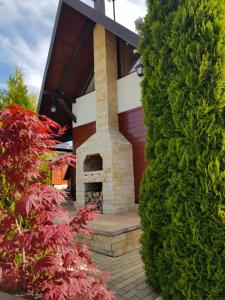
(76, 24), (135, 214)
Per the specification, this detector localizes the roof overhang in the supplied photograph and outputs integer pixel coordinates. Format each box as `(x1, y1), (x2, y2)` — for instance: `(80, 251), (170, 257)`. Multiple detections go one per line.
(38, 0), (138, 141)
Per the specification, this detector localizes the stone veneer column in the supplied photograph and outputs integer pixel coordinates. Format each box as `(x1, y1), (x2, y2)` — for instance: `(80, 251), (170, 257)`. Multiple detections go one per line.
(75, 24), (135, 214)
(94, 24), (119, 132)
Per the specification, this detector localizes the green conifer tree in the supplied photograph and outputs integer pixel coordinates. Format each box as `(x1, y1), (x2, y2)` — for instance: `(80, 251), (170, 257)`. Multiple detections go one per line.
(0, 67), (37, 111)
(139, 0), (225, 298)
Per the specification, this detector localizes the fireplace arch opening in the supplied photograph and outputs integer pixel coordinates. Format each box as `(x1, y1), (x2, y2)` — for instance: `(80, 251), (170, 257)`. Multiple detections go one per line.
(83, 154), (103, 172)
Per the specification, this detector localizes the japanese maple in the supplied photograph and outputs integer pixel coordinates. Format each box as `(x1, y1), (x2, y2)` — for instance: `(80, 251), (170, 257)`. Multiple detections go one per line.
(0, 105), (113, 300)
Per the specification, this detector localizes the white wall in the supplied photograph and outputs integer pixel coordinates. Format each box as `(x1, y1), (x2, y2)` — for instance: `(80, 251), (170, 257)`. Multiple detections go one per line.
(117, 72), (142, 113)
(72, 91), (96, 127)
(72, 73), (142, 128)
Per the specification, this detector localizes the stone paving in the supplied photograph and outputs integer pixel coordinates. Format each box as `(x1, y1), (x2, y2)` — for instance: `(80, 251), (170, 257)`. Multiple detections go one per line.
(64, 199), (160, 299)
(0, 249), (159, 300)
(93, 249), (160, 300)
(0, 200), (159, 300)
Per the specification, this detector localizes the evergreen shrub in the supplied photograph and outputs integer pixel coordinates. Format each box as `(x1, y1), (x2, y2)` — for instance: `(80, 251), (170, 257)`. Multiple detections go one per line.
(139, 0), (225, 298)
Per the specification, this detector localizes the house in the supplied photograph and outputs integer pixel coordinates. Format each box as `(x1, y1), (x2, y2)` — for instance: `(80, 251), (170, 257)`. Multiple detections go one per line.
(38, 0), (147, 215)
(51, 141), (73, 190)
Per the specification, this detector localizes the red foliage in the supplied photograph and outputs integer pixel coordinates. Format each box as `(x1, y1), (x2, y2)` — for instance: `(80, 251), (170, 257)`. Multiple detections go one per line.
(0, 105), (114, 300)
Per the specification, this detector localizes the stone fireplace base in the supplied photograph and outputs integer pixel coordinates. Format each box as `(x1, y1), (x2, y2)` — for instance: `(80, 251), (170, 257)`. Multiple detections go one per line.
(76, 130), (135, 214)
(77, 211), (141, 257)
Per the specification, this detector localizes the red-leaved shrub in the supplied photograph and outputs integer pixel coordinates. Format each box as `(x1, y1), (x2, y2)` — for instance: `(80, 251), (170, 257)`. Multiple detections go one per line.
(0, 105), (113, 300)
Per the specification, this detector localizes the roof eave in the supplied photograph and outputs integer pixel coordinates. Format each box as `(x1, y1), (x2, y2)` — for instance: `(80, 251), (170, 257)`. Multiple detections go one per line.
(37, 0), (139, 114)
(64, 0), (138, 47)
(37, 0), (63, 113)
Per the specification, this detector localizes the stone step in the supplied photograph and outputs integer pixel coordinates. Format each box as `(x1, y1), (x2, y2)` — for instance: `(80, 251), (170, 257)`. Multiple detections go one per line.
(78, 211), (141, 257)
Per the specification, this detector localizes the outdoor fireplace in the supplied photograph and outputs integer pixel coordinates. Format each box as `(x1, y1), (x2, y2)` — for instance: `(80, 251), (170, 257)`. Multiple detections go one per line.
(84, 154), (103, 172)
(76, 24), (135, 214)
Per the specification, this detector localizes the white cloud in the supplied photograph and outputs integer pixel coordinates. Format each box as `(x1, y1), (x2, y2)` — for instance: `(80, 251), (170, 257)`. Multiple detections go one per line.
(0, 0), (146, 93)
(0, 33), (51, 91)
(0, 0), (57, 29)
(0, 1), (23, 26)
(105, 0), (146, 31)
(0, 0), (58, 91)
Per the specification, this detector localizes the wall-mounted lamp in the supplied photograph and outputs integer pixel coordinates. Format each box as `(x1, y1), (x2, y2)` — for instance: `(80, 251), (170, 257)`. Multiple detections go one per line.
(135, 63), (144, 77)
(50, 97), (57, 113)
(44, 90), (77, 123)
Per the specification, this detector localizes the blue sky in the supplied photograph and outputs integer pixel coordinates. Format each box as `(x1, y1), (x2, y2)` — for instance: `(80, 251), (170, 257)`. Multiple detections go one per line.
(0, 0), (146, 94)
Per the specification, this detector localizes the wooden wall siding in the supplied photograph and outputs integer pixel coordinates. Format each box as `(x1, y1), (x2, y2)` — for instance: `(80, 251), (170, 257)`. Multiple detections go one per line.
(118, 107), (147, 203)
(73, 121), (96, 149)
(72, 107), (147, 203)
(51, 165), (68, 185)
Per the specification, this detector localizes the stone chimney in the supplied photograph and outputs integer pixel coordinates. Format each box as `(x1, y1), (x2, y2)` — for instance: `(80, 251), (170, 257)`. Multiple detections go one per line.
(76, 24), (135, 214)
(94, 25), (119, 132)
(94, 0), (105, 14)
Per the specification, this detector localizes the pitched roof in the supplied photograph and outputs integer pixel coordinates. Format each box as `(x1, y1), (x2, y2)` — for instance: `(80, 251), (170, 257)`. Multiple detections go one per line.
(64, 0), (138, 47)
(38, 0), (138, 141)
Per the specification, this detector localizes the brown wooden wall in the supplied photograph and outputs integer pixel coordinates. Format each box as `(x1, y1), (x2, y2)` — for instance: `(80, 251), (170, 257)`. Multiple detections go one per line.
(118, 107), (147, 203)
(51, 165), (68, 185)
(72, 107), (147, 203)
(73, 121), (96, 149)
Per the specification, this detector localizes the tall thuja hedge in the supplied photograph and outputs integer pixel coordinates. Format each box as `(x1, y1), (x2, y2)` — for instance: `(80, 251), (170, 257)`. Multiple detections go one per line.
(139, 0), (225, 299)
